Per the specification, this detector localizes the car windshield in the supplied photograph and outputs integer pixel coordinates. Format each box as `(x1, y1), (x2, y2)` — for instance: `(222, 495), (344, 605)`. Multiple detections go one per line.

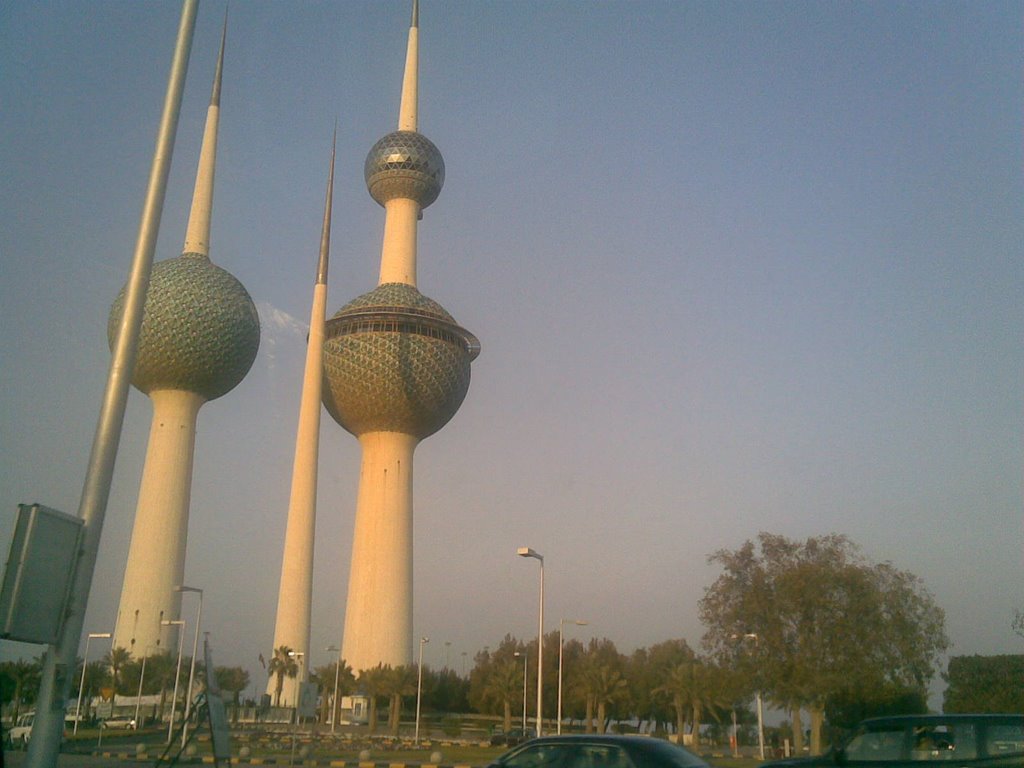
(843, 724), (905, 762)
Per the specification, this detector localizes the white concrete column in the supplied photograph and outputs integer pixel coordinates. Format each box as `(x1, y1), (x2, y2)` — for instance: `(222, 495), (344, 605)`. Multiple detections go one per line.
(340, 431), (419, 673)
(113, 389), (205, 654)
(378, 198), (420, 286)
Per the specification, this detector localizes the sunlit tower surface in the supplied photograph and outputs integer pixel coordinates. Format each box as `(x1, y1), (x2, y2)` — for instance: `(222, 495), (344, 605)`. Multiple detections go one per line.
(109, 25), (260, 655)
(322, 0), (479, 672)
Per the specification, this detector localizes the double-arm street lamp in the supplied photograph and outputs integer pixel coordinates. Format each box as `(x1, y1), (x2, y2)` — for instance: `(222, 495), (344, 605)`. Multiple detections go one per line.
(175, 585), (203, 748)
(75, 632), (112, 735)
(517, 547), (544, 736)
(415, 637), (429, 743)
(557, 619), (587, 734)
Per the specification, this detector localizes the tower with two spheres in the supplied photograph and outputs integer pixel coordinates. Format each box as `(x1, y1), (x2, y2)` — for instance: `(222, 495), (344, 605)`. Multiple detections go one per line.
(321, 0), (479, 673)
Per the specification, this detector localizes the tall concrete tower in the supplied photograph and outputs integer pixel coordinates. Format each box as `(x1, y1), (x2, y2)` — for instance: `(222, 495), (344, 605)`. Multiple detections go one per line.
(322, 0), (480, 673)
(265, 134), (336, 707)
(110, 25), (260, 655)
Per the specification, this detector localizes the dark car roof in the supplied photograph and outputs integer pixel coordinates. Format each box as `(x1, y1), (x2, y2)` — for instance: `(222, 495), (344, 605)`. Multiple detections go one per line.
(860, 714), (1023, 726)
(506, 735), (710, 767)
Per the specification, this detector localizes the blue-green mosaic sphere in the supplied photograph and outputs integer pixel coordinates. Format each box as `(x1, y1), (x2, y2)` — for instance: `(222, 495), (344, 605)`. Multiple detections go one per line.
(108, 253), (260, 400)
(322, 283), (473, 439)
(365, 131), (444, 209)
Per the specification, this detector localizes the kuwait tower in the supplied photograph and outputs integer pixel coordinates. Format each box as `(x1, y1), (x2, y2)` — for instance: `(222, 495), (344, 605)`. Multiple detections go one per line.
(110, 24), (260, 655)
(323, 0), (480, 672)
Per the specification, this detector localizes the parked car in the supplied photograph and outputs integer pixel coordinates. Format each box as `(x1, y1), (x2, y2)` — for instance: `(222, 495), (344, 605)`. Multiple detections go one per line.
(490, 727), (536, 747)
(8, 712), (34, 748)
(487, 734), (711, 768)
(101, 716), (138, 730)
(761, 714), (1024, 768)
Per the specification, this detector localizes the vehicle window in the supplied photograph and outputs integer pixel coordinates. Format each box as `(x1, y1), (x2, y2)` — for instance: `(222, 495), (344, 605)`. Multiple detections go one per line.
(502, 744), (575, 768)
(844, 725), (905, 762)
(563, 746), (631, 768)
(986, 723), (1024, 756)
(911, 723), (976, 761)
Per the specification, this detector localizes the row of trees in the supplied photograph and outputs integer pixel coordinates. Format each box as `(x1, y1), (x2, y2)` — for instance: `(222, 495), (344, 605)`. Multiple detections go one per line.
(7, 534), (1003, 753)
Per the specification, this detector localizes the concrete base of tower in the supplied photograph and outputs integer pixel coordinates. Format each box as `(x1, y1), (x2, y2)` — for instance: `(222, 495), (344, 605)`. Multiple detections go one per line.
(340, 430), (419, 674)
(113, 389), (204, 655)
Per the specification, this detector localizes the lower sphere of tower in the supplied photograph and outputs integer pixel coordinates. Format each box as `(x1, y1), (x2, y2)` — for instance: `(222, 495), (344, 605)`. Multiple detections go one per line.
(108, 253), (261, 399)
(322, 283), (472, 440)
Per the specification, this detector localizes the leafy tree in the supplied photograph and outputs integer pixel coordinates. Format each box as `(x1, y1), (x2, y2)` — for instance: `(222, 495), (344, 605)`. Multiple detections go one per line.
(215, 666), (251, 721)
(427, 667), (470, 713)
(267, 645), (298, 707)
(699, 533), (948, 755)
(943, 655), (1024, 713)
(655, 656), (735, 745)
(468, 635), (527, 725)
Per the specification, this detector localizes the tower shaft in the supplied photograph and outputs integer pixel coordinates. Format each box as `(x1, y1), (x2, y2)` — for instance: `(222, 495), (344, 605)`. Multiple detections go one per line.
(378, 198), (419, 285)
(341, 431), (418, 670)
(113, 390), (204, 652)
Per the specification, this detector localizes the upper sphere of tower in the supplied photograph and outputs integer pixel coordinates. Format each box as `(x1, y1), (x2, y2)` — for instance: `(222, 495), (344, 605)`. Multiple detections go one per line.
(365, 131), (444, 209)
(108, 253), (260, 400)
(322, 283), (477, 440)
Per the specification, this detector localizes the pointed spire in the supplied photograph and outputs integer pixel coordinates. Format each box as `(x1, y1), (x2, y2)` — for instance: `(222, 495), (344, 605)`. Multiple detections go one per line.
(182, 13), (227, 257)
(316, 125), (337, 286)
(397, 0), (419, 131)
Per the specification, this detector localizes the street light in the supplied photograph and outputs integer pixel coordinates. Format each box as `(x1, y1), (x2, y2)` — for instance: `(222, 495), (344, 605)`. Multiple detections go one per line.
(517, 546), (544, 736)
(134, 646), (157, 732)
(162, 619), (186, 744)
(733, 632), (765, 760)
(75, 632), (112, 735)
(415, 637), (429, 743)
(514, 651), (528, 730)
(326, 645), (341, 733)
(288, 650), (306, 721)
(557, 619), (587, 734)
(175, 585), (203, 749)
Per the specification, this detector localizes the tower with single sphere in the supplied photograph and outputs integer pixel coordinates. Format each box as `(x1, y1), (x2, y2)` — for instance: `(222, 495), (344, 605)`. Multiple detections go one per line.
(110, 26), (260, 655)
(322, 0), (479, 672)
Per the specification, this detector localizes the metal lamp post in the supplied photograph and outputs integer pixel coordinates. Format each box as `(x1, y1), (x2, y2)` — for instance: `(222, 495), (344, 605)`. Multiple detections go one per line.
(74, 632), (112, 735)
(133, 646), (156, 731)
(514, 651), (528, 729)
(517, 547), (544, 736)
(162, 619), (186, 744)
(175, 585), (202, 748)
(326, 645), (341, 733)
(734, 632), (765, 760)
(557, 619), (587, 734)
(415, 637), (429, 743)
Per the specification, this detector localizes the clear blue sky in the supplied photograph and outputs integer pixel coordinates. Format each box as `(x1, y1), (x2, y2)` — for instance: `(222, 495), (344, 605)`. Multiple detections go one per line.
(1, 1), (1021, 701)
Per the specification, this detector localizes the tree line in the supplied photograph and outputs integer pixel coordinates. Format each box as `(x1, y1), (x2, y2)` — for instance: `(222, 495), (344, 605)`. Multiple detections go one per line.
(5, 534), (1019, 752)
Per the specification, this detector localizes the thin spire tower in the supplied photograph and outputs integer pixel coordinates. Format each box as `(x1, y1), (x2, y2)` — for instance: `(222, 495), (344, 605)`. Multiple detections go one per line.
(321, 0), (479, 674)
(265, 131), (337, 707)
(111, 18), (260, 656)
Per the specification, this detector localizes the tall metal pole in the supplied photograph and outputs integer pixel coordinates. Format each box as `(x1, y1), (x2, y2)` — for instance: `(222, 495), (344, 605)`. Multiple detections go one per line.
(327, 645), (341, 733)
(517, 547), (544, 736)
(177, 586), (202, 747)
(515, 651), (527, 730)
(164, 619), (186, 744)
(25, 4), (198, 766)
(415, 637), (428, 743)
(133, 652), (150, 729)
(557, 619), (587, 734)
(74, 633), (111, 736)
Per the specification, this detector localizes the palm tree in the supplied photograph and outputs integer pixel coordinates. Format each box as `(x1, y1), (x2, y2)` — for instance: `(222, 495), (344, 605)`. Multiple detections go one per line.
(357, 664), (391, 733)
(382, 665), (418, 736)
(480, 659), (522, 734)
(312, 661), (355, 726)
(104, 647), (133, 695)
(577, 663), (628, 734)
(1, 659), (42, 720)
(656, 658), (731, 747)
(267, 646), (298, 707)
(144, 652), (179, 723)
